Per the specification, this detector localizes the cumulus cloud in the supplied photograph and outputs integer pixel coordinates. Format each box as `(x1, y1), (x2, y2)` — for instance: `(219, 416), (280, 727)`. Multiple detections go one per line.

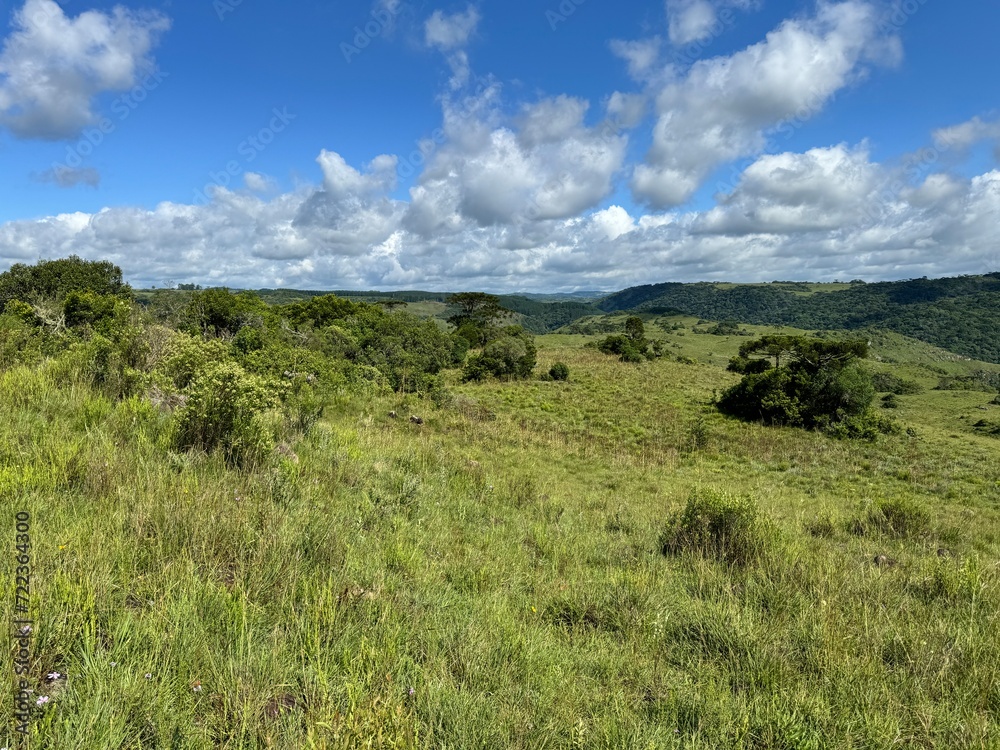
(696, 144), (882, 234)
(3, 139), (999, 292)
(0, 0), (170, 140)
(405, 91), (628, 232)
(633, 0), (900, 209)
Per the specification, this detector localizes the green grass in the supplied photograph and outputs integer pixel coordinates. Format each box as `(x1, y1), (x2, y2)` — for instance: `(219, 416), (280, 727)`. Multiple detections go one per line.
(2, 333), (1000, 748)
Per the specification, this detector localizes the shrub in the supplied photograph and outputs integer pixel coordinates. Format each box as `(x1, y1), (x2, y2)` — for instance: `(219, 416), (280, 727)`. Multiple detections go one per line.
(881, 393), (899, 409)
(549, 362), (570, 381)
(659, 489), (773, 566)
(462, 327), (536, 382)
(174, 361), (283, 466)
(158, 333), (230, 390)
(597, 334), (646, 362)
(849, 496), (931, 539)
(871, 371), (923, 395)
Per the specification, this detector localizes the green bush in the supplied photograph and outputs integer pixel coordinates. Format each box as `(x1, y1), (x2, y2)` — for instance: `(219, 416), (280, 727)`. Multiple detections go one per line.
(462, 326), (536, 382)
(881, 393), (899, 409)
(61, 333), (147, 400)
(174, 361), (283, 466)
(549, 362), (570, 381)
(659, 489), (773, 566)
(871, 371), (923, 395)
(157, 333), (230, 390)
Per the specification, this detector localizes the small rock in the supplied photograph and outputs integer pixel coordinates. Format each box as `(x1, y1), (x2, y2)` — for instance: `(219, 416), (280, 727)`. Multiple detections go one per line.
(409, 415), (424, 425)
(937, 547), (953, 558)
(873, 554), (896, 567)
(388, 411), (398, 419)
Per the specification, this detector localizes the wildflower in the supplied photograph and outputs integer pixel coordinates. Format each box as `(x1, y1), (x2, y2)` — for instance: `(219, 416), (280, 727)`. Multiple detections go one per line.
(408, 687), (415, 696)
(36, 696), (49, 706)
(110, 662), (117, 667)
(47, 671), (61, 680)
(59, 544), (67, 550)
(144, 673), (152, 680)
(192, 680), (202, 692)
(531, 606), (536, 613)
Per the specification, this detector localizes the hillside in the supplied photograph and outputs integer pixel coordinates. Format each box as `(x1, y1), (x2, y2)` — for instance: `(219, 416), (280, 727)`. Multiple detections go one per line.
(598, 274), (1000, 363)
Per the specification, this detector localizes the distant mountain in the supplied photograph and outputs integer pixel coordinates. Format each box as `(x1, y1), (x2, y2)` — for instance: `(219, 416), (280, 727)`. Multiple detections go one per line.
(598, 273), (1000, 363)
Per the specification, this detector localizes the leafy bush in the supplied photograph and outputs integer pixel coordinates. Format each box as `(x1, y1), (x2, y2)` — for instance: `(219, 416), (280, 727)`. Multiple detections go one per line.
(549, 362), (570, 381)
(871, 371), (923, 395)
(849, 497), (931, 538)
(157, 333), (230, 390)
(180, 288), (270, 337)
(462, 326), (536, 382)
(659, 489), (773, 566)
(61, 333), (147, 400)
(174, 361), (283, 466)
(881, 393), (899, 409)
(596, 334), (646, 363)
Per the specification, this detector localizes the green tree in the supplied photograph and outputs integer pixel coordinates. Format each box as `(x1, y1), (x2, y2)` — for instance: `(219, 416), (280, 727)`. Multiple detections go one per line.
(447, 292), (509, 346)
(0, 256), (131, 310)
(718, 335), (877, 433)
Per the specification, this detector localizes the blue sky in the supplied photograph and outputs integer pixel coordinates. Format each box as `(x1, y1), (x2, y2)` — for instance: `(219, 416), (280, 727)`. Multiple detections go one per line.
(0, 0), (998, 291)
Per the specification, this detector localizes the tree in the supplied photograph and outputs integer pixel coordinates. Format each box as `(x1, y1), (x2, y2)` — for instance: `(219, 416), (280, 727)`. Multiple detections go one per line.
(718, 335), (877, 432)
(624, 316), (645, 342)
(447, 292), (509, 346)
(462, 325), (536, 382)
(0, 256), (131, 310)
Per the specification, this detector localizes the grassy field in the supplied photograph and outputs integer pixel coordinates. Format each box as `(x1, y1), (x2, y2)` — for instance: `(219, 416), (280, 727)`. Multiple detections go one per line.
(2, 330), (1000, 748)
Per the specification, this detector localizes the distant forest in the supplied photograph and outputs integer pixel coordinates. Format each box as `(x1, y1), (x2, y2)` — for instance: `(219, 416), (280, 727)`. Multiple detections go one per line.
(599, 274), (1000, 364)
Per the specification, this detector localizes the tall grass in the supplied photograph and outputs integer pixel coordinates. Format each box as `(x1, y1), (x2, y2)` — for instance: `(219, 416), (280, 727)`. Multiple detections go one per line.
(1, 337), (998, 748)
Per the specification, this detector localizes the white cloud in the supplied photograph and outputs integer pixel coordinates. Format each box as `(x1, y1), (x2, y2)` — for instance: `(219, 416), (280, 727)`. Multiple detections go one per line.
(405, 91), (627, 231)
(425, 6), (480, 50)
(0, 0), (170, 140)
(933, 116), (1000, 151)
(609, 38), (662, 79)
(696, 144), (881, 234)
(424, 6), (480, 89)
(633, 0), (899, 208)
(668, 0), (718, 45)
(244, 172), (273, 193)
